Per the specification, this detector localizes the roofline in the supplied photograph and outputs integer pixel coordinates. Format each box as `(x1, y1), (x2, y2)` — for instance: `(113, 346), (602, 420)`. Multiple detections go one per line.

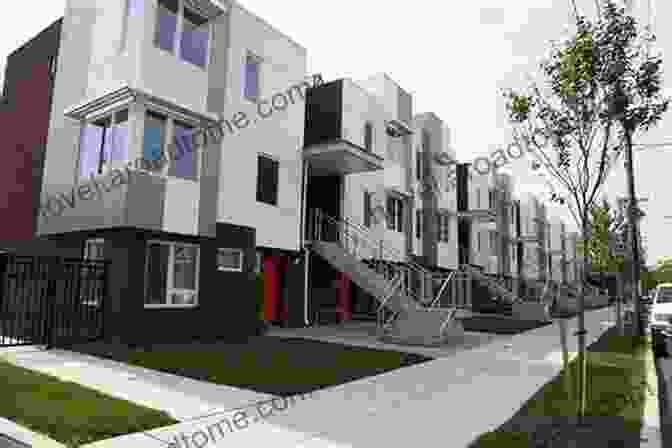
(7, 17), (63, 60)
(228, 0), (306, 53)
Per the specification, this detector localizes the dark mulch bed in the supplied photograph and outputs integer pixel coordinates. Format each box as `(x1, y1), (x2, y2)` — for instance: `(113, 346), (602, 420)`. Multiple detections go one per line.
(469, 323), (649, 447)
(459, 316), (552, 334)
(71, 336), (433, 397)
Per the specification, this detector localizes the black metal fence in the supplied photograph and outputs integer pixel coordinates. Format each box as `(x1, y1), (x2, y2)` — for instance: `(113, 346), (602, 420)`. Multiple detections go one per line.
(0, 253), (109, 348)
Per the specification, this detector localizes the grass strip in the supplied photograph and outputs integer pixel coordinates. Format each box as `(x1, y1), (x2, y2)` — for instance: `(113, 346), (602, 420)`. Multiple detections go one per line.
(469, 324), (650, 447)
(0, 359), (176, 448)
(72, 336), (433, 397)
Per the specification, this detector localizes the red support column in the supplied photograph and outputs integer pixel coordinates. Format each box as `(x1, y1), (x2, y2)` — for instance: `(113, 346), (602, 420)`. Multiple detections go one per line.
(337, 272), (352, 322)
(263, 256), (278, 321)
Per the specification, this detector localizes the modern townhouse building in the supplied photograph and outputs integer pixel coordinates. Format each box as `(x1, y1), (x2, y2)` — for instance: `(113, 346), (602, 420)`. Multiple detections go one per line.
(518, 193), (544, 299)
(0, 1), (599, 347)
(493, 173), (517, 292)
(2, 0), (310, 343)
(303, 73), (415, 323)
(411, 113), (457, 272)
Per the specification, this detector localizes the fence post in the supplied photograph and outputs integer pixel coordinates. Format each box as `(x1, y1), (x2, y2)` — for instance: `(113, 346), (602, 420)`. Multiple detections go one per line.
(44, 257), (58, 350)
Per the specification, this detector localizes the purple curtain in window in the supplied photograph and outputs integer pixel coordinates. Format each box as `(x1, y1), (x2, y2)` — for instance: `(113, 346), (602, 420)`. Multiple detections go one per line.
(180, 13), (208, 68)
(154, 0), (178, 52)
(109, 123), (129, 163)
(170, 123), (197, 179)
(78, 124), (104, 179)
(245, 55), (259, 100)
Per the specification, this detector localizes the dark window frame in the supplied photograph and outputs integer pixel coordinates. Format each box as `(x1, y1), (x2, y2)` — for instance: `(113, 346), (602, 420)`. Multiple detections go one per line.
(257, 154), (279, 206)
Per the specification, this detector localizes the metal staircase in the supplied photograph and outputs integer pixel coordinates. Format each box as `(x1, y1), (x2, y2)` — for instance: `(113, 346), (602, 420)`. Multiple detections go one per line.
(460, 264), (521, 304)
(306, 208), (461, 346)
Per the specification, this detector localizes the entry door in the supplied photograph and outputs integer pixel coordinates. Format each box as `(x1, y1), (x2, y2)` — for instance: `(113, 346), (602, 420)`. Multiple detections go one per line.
(306, 174), (342, 242)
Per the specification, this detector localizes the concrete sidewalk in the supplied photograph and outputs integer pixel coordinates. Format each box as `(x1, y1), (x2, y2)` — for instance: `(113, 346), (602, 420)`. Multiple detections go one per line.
(0, 306), (658, 447)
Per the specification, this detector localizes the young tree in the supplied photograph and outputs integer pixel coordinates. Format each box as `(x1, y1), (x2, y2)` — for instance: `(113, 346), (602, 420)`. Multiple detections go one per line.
(502, 1), (668, 421)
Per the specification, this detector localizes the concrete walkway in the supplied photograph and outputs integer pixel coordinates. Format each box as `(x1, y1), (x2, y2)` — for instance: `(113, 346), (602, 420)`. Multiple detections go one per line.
(0, 307), (659, 447)
(267, 320), (509, 358)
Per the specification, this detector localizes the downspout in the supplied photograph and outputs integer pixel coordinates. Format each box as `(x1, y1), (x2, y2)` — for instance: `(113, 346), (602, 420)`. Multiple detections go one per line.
(301, 160), (311, 326)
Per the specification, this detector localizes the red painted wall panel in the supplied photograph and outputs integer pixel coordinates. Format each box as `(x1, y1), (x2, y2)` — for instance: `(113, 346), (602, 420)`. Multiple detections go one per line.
(0, 63), (51, 240)
(263, 256), (278, 321)
(337, 272), (352, 321)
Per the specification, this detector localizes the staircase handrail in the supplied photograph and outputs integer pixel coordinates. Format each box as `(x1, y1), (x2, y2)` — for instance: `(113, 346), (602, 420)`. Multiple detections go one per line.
(460, 264), (519, 303)
(313, 208), (432, 278)
(311, 208), (434, 299)
(438, 308), (459, 336)
(429, 271), (455, 308)
(377, 273), (404, 312)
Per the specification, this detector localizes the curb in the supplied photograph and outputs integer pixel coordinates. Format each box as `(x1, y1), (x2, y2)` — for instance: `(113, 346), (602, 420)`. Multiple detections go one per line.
(640, 338), (662, 447)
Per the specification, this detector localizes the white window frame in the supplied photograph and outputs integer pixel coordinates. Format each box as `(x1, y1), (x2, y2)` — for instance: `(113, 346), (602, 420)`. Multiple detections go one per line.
(139, 108), (202, 181)
(144, 240), (200, 308)
(83, 238), (105, 261)
(154, 0), (212, 70)
(217, 248), (244, 272)
(81, 239), (105, 306)
(244, 51), (263, 102)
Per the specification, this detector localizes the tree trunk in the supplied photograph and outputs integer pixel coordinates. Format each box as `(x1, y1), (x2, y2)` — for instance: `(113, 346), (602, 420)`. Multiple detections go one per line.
(577, 217), (589, 423)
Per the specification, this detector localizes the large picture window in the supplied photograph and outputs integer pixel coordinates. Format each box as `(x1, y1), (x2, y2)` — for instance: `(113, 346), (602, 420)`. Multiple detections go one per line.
(154, 0), (210, 68)
(78, 109), (129, 179)
(145, 241), (199, 307)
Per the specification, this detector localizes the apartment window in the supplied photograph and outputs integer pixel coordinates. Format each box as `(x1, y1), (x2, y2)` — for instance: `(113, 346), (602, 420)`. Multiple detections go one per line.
(364, 122), (373, 151)
(477, 231), (481, 252)
(245, 52), (261, 101)
(257, 154), (279, 205)
(363, 191), (373, 227)
(387, 196), (403, 233)
(181, 6), (209, 67)
(490, 231), (497, 252)
(476, 188), (481, 209)
(489, 189), (496, 209)
(78, 108), (129, 179)
(416, 151), (423, 181)
(145, 241), (199, 307)
(83, 239), (105, 261)
(154, 0), (210, 68)
(141, 111), (199, 179)
(217, 248), (243, 272)
(422, 130), (430, 152)
(438, 214), (450, 242)
(154, 0), (179, 52)
(416, 209), (422, 239)
(169, 120), (198, 180)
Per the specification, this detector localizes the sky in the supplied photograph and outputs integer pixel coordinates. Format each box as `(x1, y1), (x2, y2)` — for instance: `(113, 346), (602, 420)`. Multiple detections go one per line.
(1, 0), (670, 267)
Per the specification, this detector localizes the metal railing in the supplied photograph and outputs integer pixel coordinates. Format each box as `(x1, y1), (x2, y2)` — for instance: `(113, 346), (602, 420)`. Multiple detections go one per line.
(429, 271), (455, 308)
(308, 208), (432, 302)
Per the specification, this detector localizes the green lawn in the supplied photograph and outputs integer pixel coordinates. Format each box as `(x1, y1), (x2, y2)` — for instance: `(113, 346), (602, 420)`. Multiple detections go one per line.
(469, 324), (650, 447)
(73, 336), (433, 397)
(0, 360), (176, 448)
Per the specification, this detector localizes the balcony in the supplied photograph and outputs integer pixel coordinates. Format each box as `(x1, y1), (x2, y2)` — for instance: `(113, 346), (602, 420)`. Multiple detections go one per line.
(304, 79), (394, 176)
(303, 140), (384, 176)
